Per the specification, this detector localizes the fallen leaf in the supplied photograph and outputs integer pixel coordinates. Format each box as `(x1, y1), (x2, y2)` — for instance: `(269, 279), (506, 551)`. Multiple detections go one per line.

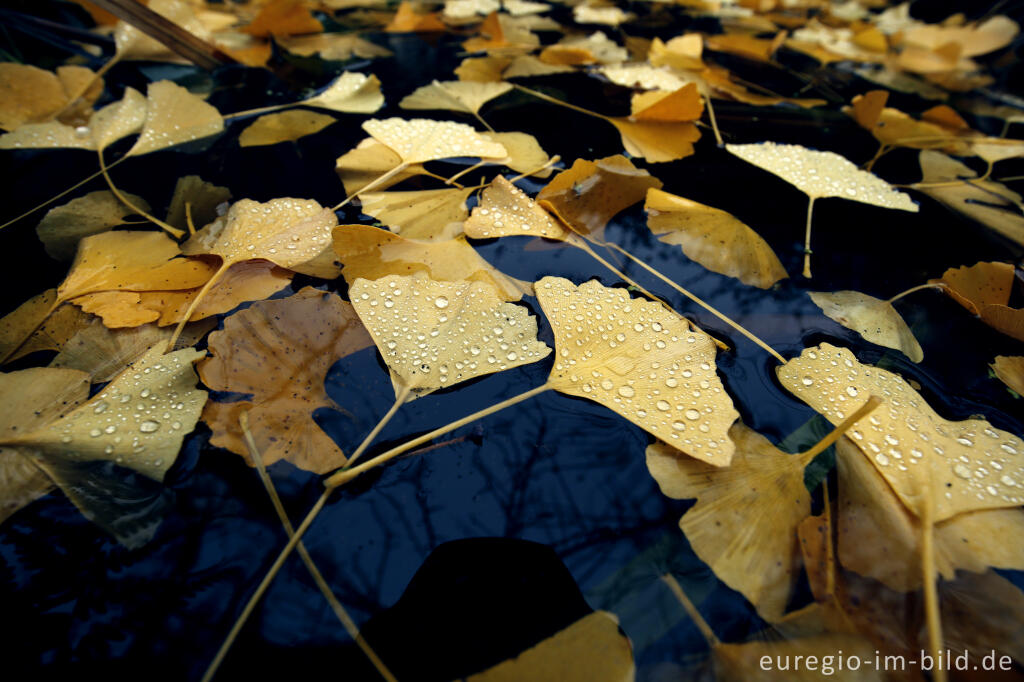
(540, 32), (628, 65)
(350, 273), (550, 399)
(503, 55), (574, 78)
(466, 611), (634, 682)
(455, 55), (512, 82)
(935, 261), (1024, 342)
(482, 131), (554, 177)
(538, 276), (738, 465)
(848, 92), (967, 153)
(385, 1), (447, 32)
(903, 15), (1019, 57)
(115, 0), (212, 61)
(90, 87), (149, 153)
(363, 117), (509, 165)
(705, 33), (782, 62)
(35, 190), (151, 261)
(0, 290), (92, 364)
(991, 356), (1024, 396)
(301, 72), (385, 114)
(242, 0), (323, 38)
(778, 342), (1024, 521)
(359, 187), (474, 241)
(199, 287), (373, 474)
(335, 138), (431, 196)
(165, 175), (232, 235)
(462, 12), (539, 54)
(238, 110), (337, 147)
(333, 224), (532, 300)
(645, 187), (786, 289)
(444, 0), (500, 21)
(399, 80), (513, 116)
(0, 63), (78, 131)
(600, 64), (688, 92)
(465, 175), (571, 240)
(574, 5), (630, 27)
(648, 34), (704, 70)
(277, 33), (393, 60)
(537, 155), (662, 240)
(808, 291), (923, 362)
(128, 81), (224, 157)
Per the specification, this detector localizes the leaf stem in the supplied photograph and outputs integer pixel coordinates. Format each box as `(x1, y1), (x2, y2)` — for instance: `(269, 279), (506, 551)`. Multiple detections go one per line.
(802, 196), (815, 279)
(444, 160), (487, 186)
(506, 154), (561, 183)
(345, 384), (411, 468)
(165, 261), (230, 352)
(569, 235), (675, 312)
(513, 84), (610, 122)
(223, 102), (295, 121)
(333, 163), (410, 211)
(703, 94), (723, 147)
(798, 395), (881, 465)
(886, 282), (946, 304)
(98, 149), (184, 238)
(921, 490), (947, 682)
(661, 574), (720, 648)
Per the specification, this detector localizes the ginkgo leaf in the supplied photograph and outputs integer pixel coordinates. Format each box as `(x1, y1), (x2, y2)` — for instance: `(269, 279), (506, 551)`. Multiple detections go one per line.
(836, 437), (1024, 592)
(935, 261), (1024, 342)
(199, 288), (374, 473)
(455, 55), (512, 82)
(359, 187), (474, 241)
(991, 356), (1024, 396)
(537, 155), (662, 240)
(277, 33), (393, 60)
(778, 343), (1024, 521)
(538, 277), (738, 464)
(333, 224), (532, 300)
(444, 0), (500, 21)
(0, 120), (94, 151)
(462, 12), (540, 54)
(0, 367), (89, 524)
(301, 72), (385, 114)
(241, 0), (323, 38)
(645, 187), (786, 289)
(335, 138), (431, 196)
(114, 0), (212, 61)
(600, 64), (687, 91)
(574, 5), (631, 27)
(808, 291), (923, 362)
(648, 35), (704, 70)
(35, 190), (151, 261)
(503, 0), (549, 16)
(238, 110), (337, 147)
(647, 423), (812, 620)
(482, 131), (554, 177)
(610, 116), (702, 163)
(127, 81), (223, 157)
(503, 55), (574, 78)
(165, 175), (231, 235)
(362, 118), (509, 165)
(89, 86), (149, 153)
(700, 67), (826, 109)
(0, 63), (79, 131)
(903, 15), (1019, 57)
(0, 292), (91, 364)
(399, 80), (513, 115)
(465, 611), (634, 682)
(351, 274), (550, 399)
(465, 175), (571, 240)
(540, 32), (628, 65)
(385, 1), (447, 32)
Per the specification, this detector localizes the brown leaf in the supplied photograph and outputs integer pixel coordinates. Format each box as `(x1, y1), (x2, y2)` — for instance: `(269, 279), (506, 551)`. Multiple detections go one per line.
(936, 261), (1024, 342)
(242, 0), (323, 38)
(991, 355), (1024, 396)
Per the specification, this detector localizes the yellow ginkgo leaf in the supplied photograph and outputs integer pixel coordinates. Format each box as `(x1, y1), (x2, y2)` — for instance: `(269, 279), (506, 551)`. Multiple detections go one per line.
(808, 291), (923, 362)
(482, 131), (554, 177)
(241, 0), (323, 38)
(648, 34), (704, 70)
(935, 261), (1024, 341)
(991, 356), (1024, 396)
(539, 277), (738, 464)
(165, 175), (232, 235)
(0, 63), (77, 131)
(89, 87), (149, 153)
(465, 175), (571, 240)
(301, 72), (385, 114)
(35, 190), (151, 261)
(238, 110), (337, 147)
(114, 0), (212, 61)
(399, 80), (513, 116)
(333, 224), (532, 300)
(645, 187), (786, 289)
(455, 55), (512, 82)
(359, 187), (474, 241)
(362, 117), (508, 165)
(335, 138), (431, 196)
(128, 81), (224, 157)
(0, 292), (91, 365)
(540, 31), (628, 65)
(503, 55), (574, 78)
(465, 611), (634, 682)
(277, 33), (393, 60)
(574, 5), (630, 26)
(600, 64), (688, 91)
(778, 343), (1024, 521)
(351, 273), (551, 399)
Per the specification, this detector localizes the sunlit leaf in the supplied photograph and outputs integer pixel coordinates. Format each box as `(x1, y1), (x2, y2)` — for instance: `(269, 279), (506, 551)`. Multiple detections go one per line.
(399, 80), (513, 116)
(241, 0), (323, 38)
(444, 0), (500, 21)
(238, 110), (337, 147)
(301, 72), (385, 114)
(991, 356), (1024, 396)
(503, 55), (574, 78)
(848, 91), (967, 153)
(903, 15), (1019, 57)
(462, 12), (539, 54)
(538, 277), (738, 464)
(35, 190), (151, 262)
(540, 31), (628, 65)
(465, 175), (571, 240)
(778, 343), (1024, 521)
(333, 224), (533, 300)
(936, 261), (1024, 342)
(114, 0), (211, 61)
(705, 32), (783, 62)
(574, 5), (631, 26)
(199, 287), (373, 474)
(351, 273), (550, 399)
(335, 138), (430, 196)
(645, 187), (787, 289)
(89, 86), (148, 153)
(600, 64), (687, 91)
(128, 81), (224, 157)
(363, 117), (508, 165)
(359, 187), (474, 241)
(455, 55), (512, 82)
(808, 291), (923, 362)
(0, 63), (80, 131)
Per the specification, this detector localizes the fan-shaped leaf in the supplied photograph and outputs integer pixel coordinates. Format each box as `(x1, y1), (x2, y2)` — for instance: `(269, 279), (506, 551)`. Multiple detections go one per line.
(359, 187), (474, 241)
(302, 72), (385, 114)
(238, 110), (337, 147)
(128, 81), (224, 157)
(399, 80), (513, 115)
(808, 290), (923, 362)
(35, 190), (151, 262)
(362, 117), (508, 165)
(936, 261), (1024, 342)
(465, 175), (571, 240)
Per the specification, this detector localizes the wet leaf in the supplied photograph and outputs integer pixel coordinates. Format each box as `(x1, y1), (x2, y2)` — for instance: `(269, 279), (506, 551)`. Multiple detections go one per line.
(574, 5), (630, 27)
(903, 15), (1019, 58)
(455, 55), (512, 82)
(128, 81), (224, 157)
(359, 187), (474, 241)
(991, 356), (1024, 396)
(645, 187), (786, 289)
(335, 138), (431, 196)
(466, 611), (634, 682)
(350, 273), (550, 399)
(601, 64), (688, 92)
(808, 291), (923, 362)
(540, 32), (628, 65)
(482, 131), (554, 177)
(0, 63), (80, 131)
(778, 343), (1024, 521)
(277, 33), (393, 60)
(238, 110), (337, 147)
(35, 190), (151, 262)
(115, 0), (211, 61)
(385, 1), (447, 32)
(537, 155), (662, 240)
(538, 277), (738, 465)
(333, 224), (532, 300)
(462, 12), (539, 54)
(89, 87), (148, 153)
(936, 261), (1024, 342)
(503, 55), (574, 78)
(199, 288), (373, 473)
(648, 34), (704, 70)
(301, 72), (385, 114)
(362, 117), (508, 165)
(465, 175), (571, 240)
(399, 80), (513, 116)
(848, 91), (967, 153)
(241, 0), (323, 38)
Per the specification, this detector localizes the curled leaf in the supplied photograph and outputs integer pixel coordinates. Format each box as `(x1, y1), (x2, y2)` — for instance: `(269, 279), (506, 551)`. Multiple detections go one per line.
(808, 290), (923, 362)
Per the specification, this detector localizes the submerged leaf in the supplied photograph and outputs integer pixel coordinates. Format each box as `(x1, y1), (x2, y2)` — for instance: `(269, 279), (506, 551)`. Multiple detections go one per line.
(35, 191), (151, 261)
(537, 277), (738, 464)
(199, 288), (373, 473)
(238, 110), (336, 147)
(808, 291), (923, 362)
(165, 175), (231, 235)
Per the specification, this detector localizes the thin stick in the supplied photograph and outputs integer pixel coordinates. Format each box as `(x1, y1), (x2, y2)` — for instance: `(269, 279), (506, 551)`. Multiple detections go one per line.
(513, 84), (611, 122)
(798, 395), (881, 464)
(345, 385), (412, 468)
(99, 150), (184, 238)
(886, 282), (946, 304)
(0, 156), (129, 231)
(921, 491), (947, 682)
(703, 94), (723, 147)
(802, 197), (815, 279)
(506, 154), (561, 183)
(325, 383), (551, 488)
(223, 102), (295, 120)
(661, 574), (720, 648)
(444, 160), (488, 186)
(604, 242), (786, 364)
(334, 163), (411, 211)
(239, 412), (397, 682)
(166, 261), (230, 352)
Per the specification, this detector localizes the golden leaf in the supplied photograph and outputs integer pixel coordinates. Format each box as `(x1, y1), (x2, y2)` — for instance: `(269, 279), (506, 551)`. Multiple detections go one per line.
(482, 131), (554, 177)
(35, 190), (151, 262)
(362, 117), (508, 164)
(128, 81), (224, 157)
(991, 356), (1024, 396)
(359, 187), (474, 241)
(199, 288), (373, 473)
(778, 343), (1024, 521)
(399, 80), (513, 115)
(646, 187), (786, 289)
(455, 56), (512, 82)
(238, 110), (337, 147)
(165, 175), (232, 235)
(241, 0), (323, 38)
(538, 277), (738, 464)
(333, 224), (532, 300)
(540, 32), (628, 65)
(90, 87), (148, 153)
(0, 292), (91, 364)
(808, 291), (923, 362)
(115, 0), (211, 61)
(936, 261), (1024, 342)
(503, 55), (574, 78)
(385, 1), (447, 32)
(648, 34), (705, 70)
(335, 138), (430, 196)
(462, 12), (539, 54)
(302, 72), (385, 114)
(601, 64), (688, 91)
(277, 33), (393, 60)
(351, 273), (550, 398)
(0, 63), (76, 131)
(465, 175), (571, 240)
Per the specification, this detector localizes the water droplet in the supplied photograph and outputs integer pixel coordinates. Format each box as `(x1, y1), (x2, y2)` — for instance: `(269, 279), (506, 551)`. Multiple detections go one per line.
(684, 408), (700, 420)
(656, 400), (670, 411)
(601, 379), (614, 391)
(618, 386), (635, 398)
(139, 420), (161, 433)
(953, 463), (972, 479)
(434, 296), (449, 309)
(801, 376), (814, 386)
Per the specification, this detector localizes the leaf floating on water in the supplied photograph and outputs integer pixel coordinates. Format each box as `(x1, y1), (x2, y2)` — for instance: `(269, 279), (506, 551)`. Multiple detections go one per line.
(385, 1), (447, 32)
(0, 63), (82, 131)
(89, 87), (149, 153)
(335, 138), (431, 196)
(455, 55), (512, 82)
(165, 175), (232, 235)
(645, 187), (786, 289)
(0, 291), (91, 364)
(465, 175), (571, 240)
(362, 117), (508, 165)
(808, 291), (923, 362)
(991, 356), (1024, 396)
(778, 343), (1024, 521)
(482, 131), (554, 177)
(238, 110), (337, 147)
(537, 277), (738, 464)
(399, 80), (513, 116)
(600, 64), (688, 91)
(465, 611), (634, 682)
(277, 33), (393, 61)
(241, 0), (323, 38)
(935, 261), (1024, 342)
(334, 224), (533, 300)
(35, 190), (151, 261)
(199, 288), (373, 474)
(301, 72), (385, 114)
(537, 155), (662, 240)
(128, 81), (224, 157)
(648, 34), (704, 71)
(351, 273), (551, 399)
(359, 187), (474, 241)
